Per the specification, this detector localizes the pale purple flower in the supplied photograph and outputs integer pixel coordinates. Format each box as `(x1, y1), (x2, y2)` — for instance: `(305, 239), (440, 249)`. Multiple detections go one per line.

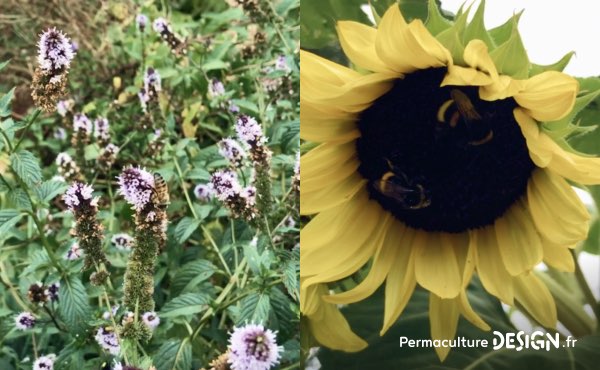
(117, 166), (155, 211)
(94, 117), (110, 141)
(112, 361), (124, 370)
(56, 99), (73, 116)
(208, 79), (225, 98)
(241, 186), (256, 206)
(218, 138), (246, 167)
(235, 115), (265, 150)
(73, 113), (92, 135)
(144, 67), (161, 96)
(70, 41), (79, 53)
(152, 17), (170, 33)
(142, 311), (160, 330)
(53, 127), (67, 140)
(228, 324), (283, 370)
(193, 183), (214, 202)
(65, 242), (82, 260)
(228, 102), (240, 113)
(63, 182), (95, 211)
(111, 233), (133, 250)
(136, 14), (149, 31)
(37, 28), (75, 75)
(33, 354), (56, 370)
(211, 170), (242, 201)
(55, 152), (72, 166)
(274, 55), (291, 73)
(94, 327), (120, 355)
(138, 88), (150, 112)
(47, 282), (60, 302)
(102, 305), (119, 320)
(102, 143), (120, 156)
(15, 312), (36, 330)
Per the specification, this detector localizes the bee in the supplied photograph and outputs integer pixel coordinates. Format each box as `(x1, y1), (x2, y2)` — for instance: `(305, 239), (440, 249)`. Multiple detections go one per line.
(152, 172), (170, 208)
(372, 162), (431, 210)
(436, 89), (493, 146)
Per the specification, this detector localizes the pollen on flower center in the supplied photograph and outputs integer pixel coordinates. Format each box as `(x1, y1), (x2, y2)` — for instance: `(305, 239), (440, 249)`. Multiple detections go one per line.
(356, 68), (535, 233)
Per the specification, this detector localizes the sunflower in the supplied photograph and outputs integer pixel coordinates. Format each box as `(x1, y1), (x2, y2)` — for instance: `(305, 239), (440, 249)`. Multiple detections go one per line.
(300, 2), (600, 361)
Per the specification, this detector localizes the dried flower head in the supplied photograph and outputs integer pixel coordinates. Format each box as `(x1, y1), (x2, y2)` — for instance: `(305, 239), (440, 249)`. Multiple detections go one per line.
(117, 166), (155, 211)
(218, 138), (246, 168)
(37, 28), (75, 77)
(228, 324), (282, 370)
(98, 143), (119, 171)
(194, 183), (214, 202)
(28, 282), (49, 305)
(152, 17), (169, 33)
(136, 14), (149, 32)
(94, 117), (110, 142)
(56, 152), (82, 181)
(211, 170), (257, 220)
(152, 17), (186, 54)
(111, 233), (134, 250)
(95, 327), (120, 355)
(15, 312), (36, 330)
(33, 354), (56, 370)
(142, 311), (160, 330)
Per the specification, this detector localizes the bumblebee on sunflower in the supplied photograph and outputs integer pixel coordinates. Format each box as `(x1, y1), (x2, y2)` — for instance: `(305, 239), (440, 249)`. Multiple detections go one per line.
(300, 0), (600, 361)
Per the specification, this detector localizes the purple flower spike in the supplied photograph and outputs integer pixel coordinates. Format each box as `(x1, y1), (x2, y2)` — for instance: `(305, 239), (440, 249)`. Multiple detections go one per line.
(117, 166), (155, 211)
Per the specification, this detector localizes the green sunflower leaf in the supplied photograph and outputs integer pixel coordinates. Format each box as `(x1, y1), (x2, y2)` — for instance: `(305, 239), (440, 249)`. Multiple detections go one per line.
(435, 4), (468, 65)
(489, 22), (530, 79)
(425, 0), (452, 36)
(462, 0), (495, 50)
(530, 51), (575, 76)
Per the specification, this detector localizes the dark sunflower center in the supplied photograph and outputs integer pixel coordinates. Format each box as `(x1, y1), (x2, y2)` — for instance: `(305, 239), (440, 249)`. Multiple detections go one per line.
(356, 68), (535, 233)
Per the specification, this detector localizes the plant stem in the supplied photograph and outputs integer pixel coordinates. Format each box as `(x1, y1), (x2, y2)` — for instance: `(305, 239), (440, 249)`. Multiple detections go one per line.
(14, 109), (41, 152)
(571, 249), (600, 323)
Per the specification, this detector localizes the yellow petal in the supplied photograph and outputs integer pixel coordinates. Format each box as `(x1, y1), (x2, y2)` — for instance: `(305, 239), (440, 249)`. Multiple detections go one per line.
(495, 201), (543, 276)
(301, 98), (355, 121)
(514, 273), (557, 328)
(302, 142), (360, 193)
(527, 169), (590, 245)
(303, 214), (391, 286)
(442, 65), (493, 87)
(301, 190), (382, 270)
(472, 227), (514, 304)
(458, 291), (490, 331)
(429, 293), (459, 362)
(542, 240), (575, 272)
(514, 71), (578, 122)
(325, 220), (406, 305)
(303, 284), (368, 352)
(514, 108), (600, 185)
(480, 75), (525, 101)
(414, 231), (462, 299)
(381, 227), (417, 334)
(337, 21), (395, 74)
(301, 49), (360, 87)
(300, 172), (366, 215)
(375, 5), (450, 74)
(441, 232), (472, 288)
(300, 116), (360, 143)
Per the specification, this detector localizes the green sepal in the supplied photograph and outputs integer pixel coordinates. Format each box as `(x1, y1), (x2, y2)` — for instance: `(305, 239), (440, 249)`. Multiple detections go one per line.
(435, 5), (469, 65)
(489, 20), (530, 79)
(530, 51), (575, 76)
(425, 0), (452, 36)
(489, 10), (523, 46)
(462, 0), (495, 51)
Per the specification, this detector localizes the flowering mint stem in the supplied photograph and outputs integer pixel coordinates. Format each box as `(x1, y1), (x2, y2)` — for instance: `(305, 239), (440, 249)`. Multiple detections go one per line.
(13, 109), (41, 152)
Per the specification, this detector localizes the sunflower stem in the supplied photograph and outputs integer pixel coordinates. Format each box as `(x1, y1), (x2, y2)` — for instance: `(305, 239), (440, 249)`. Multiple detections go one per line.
(571, 249), (600, 326)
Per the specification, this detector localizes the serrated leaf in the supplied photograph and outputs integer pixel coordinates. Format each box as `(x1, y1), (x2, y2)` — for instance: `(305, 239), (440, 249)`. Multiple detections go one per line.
(160, 292), (211, 318)
(201, 60), (229, 71)
(10, 150), (42, 187)
(0, 209), (23, 236)
(58, 275), (91, 334)
(435, 12), (467, 66)
(154, 339), (192, 370)
(174, 217), (202, 243)
(185, 168), (211, 181)
(54, 341), (85, 370)
(171, 259), (217, 295)
(237, 292), (271, 325)
(488, 10), (523, 46)
(0, 87), (15, 117)
(270, 287), (296, 339)
(34, 180), (69, 203)
(489, 22), (530, 79)
(7, 188), (32, 211)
